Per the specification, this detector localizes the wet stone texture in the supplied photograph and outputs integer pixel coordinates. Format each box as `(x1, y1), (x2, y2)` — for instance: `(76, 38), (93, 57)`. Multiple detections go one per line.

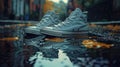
(0, 26), (120, 67)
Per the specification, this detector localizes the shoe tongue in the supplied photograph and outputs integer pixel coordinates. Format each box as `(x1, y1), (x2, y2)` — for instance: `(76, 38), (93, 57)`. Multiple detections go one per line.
(36, 11), (60, 26)
(43, 11), (55, 18)
(68, 8), (84, 20)
(43, 11), (60, 21)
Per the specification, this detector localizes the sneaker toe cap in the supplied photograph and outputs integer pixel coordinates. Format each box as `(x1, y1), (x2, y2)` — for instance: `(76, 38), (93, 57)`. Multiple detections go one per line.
(24, 26), (41, 34)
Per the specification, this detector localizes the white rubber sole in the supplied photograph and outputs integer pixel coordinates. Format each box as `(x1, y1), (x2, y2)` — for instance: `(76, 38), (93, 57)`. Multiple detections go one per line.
(41, 28), (88, 38)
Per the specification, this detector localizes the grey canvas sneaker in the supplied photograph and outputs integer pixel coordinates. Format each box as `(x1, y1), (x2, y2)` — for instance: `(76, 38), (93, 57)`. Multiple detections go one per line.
(25, 11), (61, 35)
(41, 8), (89, 37)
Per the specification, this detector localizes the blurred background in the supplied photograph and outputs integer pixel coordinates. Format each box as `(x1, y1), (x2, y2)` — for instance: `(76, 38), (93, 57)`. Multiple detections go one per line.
(0, 0), (120, 21)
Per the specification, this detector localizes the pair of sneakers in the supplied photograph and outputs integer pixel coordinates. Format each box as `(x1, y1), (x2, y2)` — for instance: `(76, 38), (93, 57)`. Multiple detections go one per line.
(25, 8), (89, 37)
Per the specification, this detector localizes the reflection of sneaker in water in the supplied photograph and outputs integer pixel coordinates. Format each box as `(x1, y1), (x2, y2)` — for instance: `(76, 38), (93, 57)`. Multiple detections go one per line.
(41, 8), (89, 37)
(25, 11), (61, 35)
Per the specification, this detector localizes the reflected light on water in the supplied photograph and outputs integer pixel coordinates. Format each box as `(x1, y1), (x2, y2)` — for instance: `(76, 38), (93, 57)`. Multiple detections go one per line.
(50, 0), (68, 3)
(29, 50), (76, 67)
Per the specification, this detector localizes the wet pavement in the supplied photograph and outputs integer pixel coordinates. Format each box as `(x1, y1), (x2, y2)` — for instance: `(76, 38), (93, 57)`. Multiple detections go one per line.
(1, 39), (120, 67)
(0, 25), (120, 67)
